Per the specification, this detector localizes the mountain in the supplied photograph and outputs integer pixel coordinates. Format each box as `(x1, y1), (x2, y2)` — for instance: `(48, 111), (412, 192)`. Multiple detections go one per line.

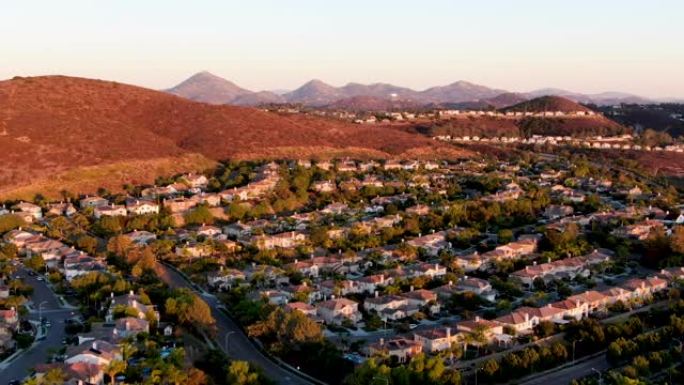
(166, 71), (253, 104)
(526, 88), (653, 106)
(420, 81), (507, 104)
(283, 79), (344, 105)
(0, 75), (466, 198)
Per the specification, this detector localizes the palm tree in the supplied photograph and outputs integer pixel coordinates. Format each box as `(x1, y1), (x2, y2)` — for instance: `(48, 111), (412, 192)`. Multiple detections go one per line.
(104, 359), (126, 385)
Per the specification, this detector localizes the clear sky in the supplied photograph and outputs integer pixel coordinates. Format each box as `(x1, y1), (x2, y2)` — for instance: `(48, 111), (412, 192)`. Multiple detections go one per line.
(1, 0), (682, 98)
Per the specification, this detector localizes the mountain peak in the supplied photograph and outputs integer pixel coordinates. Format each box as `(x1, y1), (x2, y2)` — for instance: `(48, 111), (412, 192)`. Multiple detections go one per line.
(167, 71), (252, 104)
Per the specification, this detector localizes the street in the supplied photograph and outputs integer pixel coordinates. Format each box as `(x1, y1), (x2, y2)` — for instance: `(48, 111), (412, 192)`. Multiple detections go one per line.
(0, 269), (73, 382)
(155, 262), (316, 385)
(518, 354), (610, 385)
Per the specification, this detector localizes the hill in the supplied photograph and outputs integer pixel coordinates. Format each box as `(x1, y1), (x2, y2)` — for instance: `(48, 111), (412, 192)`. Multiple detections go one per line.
(504, 95), (593, 113)
(416, 96), (627, 138)
(0, 75), (469, 198)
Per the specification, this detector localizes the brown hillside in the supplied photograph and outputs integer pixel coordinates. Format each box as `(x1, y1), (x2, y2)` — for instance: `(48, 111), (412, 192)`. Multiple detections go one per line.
(0, 75), (469, 197)
(504, 95), (593, 113)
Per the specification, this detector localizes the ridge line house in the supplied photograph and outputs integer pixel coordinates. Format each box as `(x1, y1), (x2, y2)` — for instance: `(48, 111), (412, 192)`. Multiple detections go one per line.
(125, 198), (160, 216)
(94, 203), (127, 219)
(12, 201), (43, 222)
(510, 249), (612, 286)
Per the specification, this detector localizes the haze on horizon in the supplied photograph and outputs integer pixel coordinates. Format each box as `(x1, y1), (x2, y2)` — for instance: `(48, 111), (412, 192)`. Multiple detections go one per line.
(1, 0), (683, 99)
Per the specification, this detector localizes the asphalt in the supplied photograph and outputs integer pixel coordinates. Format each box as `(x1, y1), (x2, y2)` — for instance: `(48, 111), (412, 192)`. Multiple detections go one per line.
(0, 269), (74, 383)
(154, 262), (316, 385)
(517, 354), (610, 385)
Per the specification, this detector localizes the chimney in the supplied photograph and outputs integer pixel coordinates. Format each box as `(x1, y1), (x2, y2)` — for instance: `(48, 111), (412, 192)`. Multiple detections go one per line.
(379, 338), (384, 346)
(475, 316), (480, 322)
(524, 313), (529, 322)
(92, 341), (98, 350)
(410, 285), (414, 292)
(129, 290), (134, 296)
(448, 280), (453, 286)
(375, 291), (379, 298)
(295, 259), (298, 264)
(446, 327), (451, 338)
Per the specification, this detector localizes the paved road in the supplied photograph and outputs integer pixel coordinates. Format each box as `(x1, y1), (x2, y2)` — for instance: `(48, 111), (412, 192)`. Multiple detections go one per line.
(154, 262), (316, 385)
(518, 354), (610, 385)
(0, 269), (73, 383)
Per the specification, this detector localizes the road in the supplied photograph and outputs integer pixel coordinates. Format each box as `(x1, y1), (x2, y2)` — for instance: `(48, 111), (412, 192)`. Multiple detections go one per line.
(517, 354), (610, 385)
(154, 262), (316, 385)
(0, 269), (73, 382)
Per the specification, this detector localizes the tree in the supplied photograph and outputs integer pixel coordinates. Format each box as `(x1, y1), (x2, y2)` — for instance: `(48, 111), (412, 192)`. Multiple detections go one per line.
(24, 254), (45, 272)
(107, 235), (133, 256)
(184, 205), (215, 226)
(227, 360), (261, 385)
(671, 225), (684, 255)
(0, 214), (26, 234)
(534, 320), (556, 338)
(76, 235), (98, 254)
(103, 359), (126, 385)
(165, 289), (216, 332)
(482, 358), (500, 380)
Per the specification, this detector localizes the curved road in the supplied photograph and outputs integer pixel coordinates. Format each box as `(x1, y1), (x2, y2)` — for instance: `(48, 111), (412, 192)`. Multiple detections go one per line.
(154, 262), (316, 385)
(0, 269), (73, 382)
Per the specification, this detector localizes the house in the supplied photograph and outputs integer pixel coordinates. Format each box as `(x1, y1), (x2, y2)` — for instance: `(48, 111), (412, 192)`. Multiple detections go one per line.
(550, 299), (589, 320)
(544, 205), (574, 220)
(94, 204), (127, 219)
(456, 317), (503, 341)
(79, 196), (109, 209)
(620, 277), (668, 300)
(251, 231), (307, 250)
(125, 199), (160, 215)
(163, 197), (198, 214)
(207, 267), (246, 290)
(368, 338), (422, 363)
(311, 181), (336, 193)
(316, 298), (362, 325)
(413, 327), (458, 353)
(406, 204), (430, 216)
(453, 252), (484, 272)
(516, 305), (566, 323)
(455, 277), (496, 301)
(407, 232), (450, 256)
(47, 202), (77, 217)
(123, 229), (156, 244)
(65, 340), (121, 368)
(197, 224), (223, 239)
(113, 317), (150, 340)
(494, 311), (537, 333)
(402, 289), (440, 314)
(182, 173), (209, 188)
(0, 307), (19, 330)
(285, 302), (317, 317)
(13, 201), (42, 220)
(106, 290), (158, 322)
(356, 274), (392, 294)
(407, 262), (447, 279)
(568, 290), (608, 313)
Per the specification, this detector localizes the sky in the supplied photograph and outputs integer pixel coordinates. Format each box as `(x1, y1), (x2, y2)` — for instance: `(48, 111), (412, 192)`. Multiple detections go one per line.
(1, 0), (683, 98)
